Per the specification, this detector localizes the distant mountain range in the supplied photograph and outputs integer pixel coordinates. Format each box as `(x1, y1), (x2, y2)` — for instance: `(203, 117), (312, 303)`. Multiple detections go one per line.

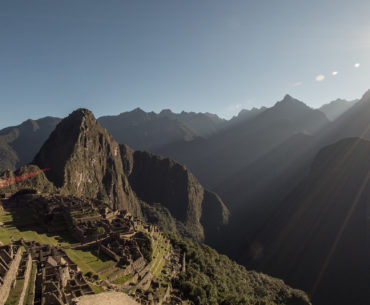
(319, 98), (358, 121)
(0, 117), (61, 171)
(157, 95), (330, 188)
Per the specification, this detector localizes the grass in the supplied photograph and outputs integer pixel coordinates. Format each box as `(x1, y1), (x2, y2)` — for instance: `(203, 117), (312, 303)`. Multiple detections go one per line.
(0, 208), (118, 279)
(64, 248), (117, 280)
(0, 209), (72, 245)
(113, 274), (133, 285)
(90, 284), (105, 294)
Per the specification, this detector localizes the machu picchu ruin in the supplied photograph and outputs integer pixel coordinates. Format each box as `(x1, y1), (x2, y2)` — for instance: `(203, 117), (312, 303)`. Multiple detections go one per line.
(0, 193), (188, 305)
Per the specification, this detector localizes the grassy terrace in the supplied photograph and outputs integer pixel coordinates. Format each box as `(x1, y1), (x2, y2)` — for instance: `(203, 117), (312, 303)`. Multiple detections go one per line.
(0, 208), (118, 278)
(148, 232), (171, 277)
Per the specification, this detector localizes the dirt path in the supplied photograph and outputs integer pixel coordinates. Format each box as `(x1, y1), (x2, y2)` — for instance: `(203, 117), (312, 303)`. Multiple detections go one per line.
(73, 292), (140, 305)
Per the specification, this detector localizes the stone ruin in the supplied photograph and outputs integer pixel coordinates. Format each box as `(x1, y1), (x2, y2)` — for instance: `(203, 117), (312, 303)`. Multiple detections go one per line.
(0, 244), (22, 304)
(27, 195), (136, 244)
(0, 194), (186, 304)
(99, 234), (146, 272)
(0, 240), (95, 305)
(26, 240), (94, 305)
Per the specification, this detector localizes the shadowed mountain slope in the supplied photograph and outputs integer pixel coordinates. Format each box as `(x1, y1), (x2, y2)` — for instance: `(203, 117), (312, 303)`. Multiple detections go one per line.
(215, 90), (370, 255)
(120, 145), (230, 242)
(243, 137), (370, 305)
(158, 109), (226, 136)
(0, 117), (61, 172)
(158, 95), (329, 188)
(227, 107), (266, 125)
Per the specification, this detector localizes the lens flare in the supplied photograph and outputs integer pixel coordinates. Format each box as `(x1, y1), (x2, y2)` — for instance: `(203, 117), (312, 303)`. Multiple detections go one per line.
(292, 81), (303, 87)
(354, 63), (361, 68)
(0, 168), (50, 188)
(315, 75), (325, 82)
(332, 71), (338, 76)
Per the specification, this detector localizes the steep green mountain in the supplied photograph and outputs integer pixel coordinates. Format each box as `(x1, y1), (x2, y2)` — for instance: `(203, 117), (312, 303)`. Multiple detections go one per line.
(0, 117), (61, 172)
(98, 108), (200, 152)
(158, 95), (329, 188)
(243, 137), (370, 305)
(9, 108), (229, 242)
(318, 98), (358, 121)
(170, 235), (311, 305)
(33, 109), (140, 213)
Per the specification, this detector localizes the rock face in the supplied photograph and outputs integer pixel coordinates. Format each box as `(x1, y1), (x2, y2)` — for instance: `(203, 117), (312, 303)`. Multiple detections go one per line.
(121, 147), (230, 241)
(33, 109), (139, 212)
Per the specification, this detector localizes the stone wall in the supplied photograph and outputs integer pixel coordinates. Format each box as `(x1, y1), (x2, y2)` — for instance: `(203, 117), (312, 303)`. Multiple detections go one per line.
(17, 253), (32, 305)
(0, 247), (22, 305)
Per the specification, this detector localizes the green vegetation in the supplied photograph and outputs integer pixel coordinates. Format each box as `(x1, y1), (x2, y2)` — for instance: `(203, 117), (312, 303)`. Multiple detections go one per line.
(90, 284), (105, 294)
(0, 208), (68, 245)
(141, 201), (194, 240)
(113, 274), (133, 284)
(134, 231), (153, 261)
(141, 202), (179, 234)
(169, 235), (311, 305)
(64, 248), (116, 279)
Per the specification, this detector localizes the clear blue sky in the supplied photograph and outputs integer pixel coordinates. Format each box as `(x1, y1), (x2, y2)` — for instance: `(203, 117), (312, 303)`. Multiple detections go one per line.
(1, 0), (369, 128)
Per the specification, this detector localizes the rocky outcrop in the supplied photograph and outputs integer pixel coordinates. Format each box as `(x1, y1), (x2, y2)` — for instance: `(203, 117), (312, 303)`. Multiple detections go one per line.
(122, 148), (230, 241)
(0, 164), (55, 195)
(33, 109), (140, 212)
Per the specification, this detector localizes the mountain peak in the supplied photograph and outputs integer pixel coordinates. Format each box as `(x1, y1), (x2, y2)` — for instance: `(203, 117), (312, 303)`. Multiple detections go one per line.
(361, 88), (370, 101)
(280, 94), (303, 105)
(272, 95), (311, 111)
(71, 108), (94, 116)
(33, 108), (140, 212)
(160, 109), (173, 115)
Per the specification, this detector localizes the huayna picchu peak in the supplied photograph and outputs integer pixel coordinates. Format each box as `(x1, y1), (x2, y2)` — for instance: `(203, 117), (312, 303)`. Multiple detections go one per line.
(8, 108), (230, 243)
